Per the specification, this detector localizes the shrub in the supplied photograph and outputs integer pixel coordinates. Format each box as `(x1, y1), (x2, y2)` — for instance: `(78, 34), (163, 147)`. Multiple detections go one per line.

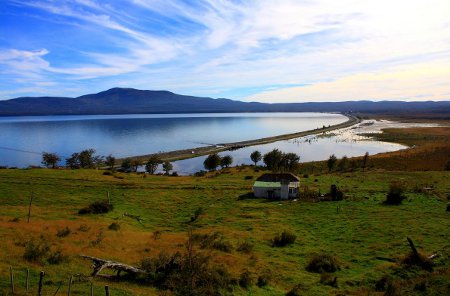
(194, 170), (207, 177)
(9, 217), (20, 222)
(239, 270), (253, 289)
(306, 253), (340, 273)
(286, 284), (304, 296)
(190, 207), (204, 223)
(153, 230), (162, 240)
(78, 200), (113, 214)
(385, 182), (407, 205)
(401, 251), (434, 271)
(47, 250), (68, 265)
(303, 174), (309, 178)
(447, 204), (450, 212)
(320, 273), (338, 287)
(78, 224), (90, 232)
(23, 237), (50, 262)
(108, 222), (120, 231)
(257, 270), (272, 287)
(103, 171), (112, 176)
(56, 227), (71, 237)
(329, 184), (344, 201)
(244, 175), (253, 180)
(192, 232), (233, 253)
(272, 231), (296, 247)
(237, 241), (254, 254)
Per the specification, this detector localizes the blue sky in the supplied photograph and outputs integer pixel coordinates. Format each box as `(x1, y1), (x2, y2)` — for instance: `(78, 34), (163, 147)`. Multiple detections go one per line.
(1, 0), (450, 102)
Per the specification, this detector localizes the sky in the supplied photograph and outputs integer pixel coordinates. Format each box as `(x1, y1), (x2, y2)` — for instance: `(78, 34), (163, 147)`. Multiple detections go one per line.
(0, 0), (450, 102)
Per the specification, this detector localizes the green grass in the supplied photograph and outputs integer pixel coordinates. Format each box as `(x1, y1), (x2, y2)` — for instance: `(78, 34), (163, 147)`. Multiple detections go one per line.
(0, 167), (449, 295)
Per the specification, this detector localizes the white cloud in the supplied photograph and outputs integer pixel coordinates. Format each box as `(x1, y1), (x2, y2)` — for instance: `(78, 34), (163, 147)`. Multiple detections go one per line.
(2, 0), (450, 101)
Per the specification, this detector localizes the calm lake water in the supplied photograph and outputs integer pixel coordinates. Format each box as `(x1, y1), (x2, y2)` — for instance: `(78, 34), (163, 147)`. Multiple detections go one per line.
(0, 113), (346, 168)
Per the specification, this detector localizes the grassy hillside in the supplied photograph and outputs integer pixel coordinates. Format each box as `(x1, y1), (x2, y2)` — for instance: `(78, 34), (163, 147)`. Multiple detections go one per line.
(0, 165), (449, 295)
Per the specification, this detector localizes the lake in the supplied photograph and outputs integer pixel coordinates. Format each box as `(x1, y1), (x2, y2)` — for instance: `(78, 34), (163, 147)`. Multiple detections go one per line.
(0, 113), (419, 172)
(0, 112), (346, 168)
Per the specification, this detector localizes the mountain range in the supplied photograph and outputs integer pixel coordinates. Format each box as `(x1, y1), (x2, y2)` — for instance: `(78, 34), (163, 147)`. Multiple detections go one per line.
(1, 87), (449, 117)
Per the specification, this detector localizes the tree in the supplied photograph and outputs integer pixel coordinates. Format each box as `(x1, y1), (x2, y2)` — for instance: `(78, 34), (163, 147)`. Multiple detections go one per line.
(41, 152), (60, 168)
(131, 159), (142, 172)
(162, 161), (173, 175)
(105, 155), (116, 171)
(362, 152), (369, 171)
(250, 151), (262, 166)
(220, 155), (233, 168)
(338, 155), (348, 171)
(66, 153), (80, 169)
(263, 149), (283, 171)
(145, 156), (162, 174)
(280, 152), (300, 172)
(203, 154), (221, 171)
(78, 149), (96, 168)
(327, 154), (337, 172)
(120, 158), (132, 172)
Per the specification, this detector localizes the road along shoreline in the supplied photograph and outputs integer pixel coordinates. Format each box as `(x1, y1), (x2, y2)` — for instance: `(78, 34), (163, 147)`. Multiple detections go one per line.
(121, 113), (361, 164)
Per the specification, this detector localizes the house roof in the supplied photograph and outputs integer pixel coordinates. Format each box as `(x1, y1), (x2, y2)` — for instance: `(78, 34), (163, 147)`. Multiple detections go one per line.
(256, 173), (300, 183)
(253, 181), (281, 188)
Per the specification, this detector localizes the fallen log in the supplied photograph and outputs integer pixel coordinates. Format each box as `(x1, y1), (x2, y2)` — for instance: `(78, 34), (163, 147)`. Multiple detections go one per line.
(80, 255), (146, 277)
(123, 212), (145, 225)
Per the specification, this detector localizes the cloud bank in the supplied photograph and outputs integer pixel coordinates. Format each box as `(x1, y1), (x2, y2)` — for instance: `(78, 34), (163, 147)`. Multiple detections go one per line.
(0, 0), (449, 101)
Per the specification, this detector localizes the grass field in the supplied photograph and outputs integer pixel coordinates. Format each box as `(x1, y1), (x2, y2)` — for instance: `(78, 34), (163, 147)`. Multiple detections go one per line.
(0, 163), (449, 295)
(1, 122), (449, 295)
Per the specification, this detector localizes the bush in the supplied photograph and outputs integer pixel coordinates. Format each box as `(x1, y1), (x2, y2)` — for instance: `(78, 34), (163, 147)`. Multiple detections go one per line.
(286, 284), (304, 296)
(23, 237), (50, 262)
(257, 270), (272, 287)
(306, 253), (340, 273)
(78, 200), (113, 214)
(192, 232), (233, 253)
(78, 224), (90, 232)
(56, 227), (71, 237)
(47, 250), (68, 265)
(194, 170), (207, 177)
(244, 175), (253, 180)
(447, 204), (450, 212)
(237, 241), (254, 254)
(272, 231), (296, 247)
(385, 182), (407, 205)
(103, 171), (112, 176)
(239, 270), (253, 289)
(320, 273), (338, 287)
(401, 252), (434, 271)
(108, 222), (120, 231)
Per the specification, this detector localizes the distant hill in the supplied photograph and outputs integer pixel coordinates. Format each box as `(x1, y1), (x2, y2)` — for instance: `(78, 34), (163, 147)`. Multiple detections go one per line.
(1, 87), (449, 116)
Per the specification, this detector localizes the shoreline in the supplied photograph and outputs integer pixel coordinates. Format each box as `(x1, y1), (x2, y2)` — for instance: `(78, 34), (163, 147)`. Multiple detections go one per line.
(122, 113), (361, 164)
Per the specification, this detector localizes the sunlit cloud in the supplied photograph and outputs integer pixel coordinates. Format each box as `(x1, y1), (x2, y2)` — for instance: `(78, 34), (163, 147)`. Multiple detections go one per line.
(0, 0), (449, 101)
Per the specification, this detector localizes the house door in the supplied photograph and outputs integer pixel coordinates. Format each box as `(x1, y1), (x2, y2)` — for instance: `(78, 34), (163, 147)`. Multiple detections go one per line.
(267, 190), (274, 199)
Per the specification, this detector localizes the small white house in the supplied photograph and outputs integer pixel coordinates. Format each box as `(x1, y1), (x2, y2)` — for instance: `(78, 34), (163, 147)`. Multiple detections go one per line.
(253, 173), (300, 200)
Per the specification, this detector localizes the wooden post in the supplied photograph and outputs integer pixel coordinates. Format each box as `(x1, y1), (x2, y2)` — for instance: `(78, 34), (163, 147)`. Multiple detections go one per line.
(67, 275), (73, 296)
(107, 191), (110, 204)
(38, 271), (45, 296)
(26, 268), (29, 292)
(90, 282), (94, 296)
(407, 237), (419, 256)
(10, 266), (14, 294)
(27, 192), (34, 223)
(104, 285), (110, 296)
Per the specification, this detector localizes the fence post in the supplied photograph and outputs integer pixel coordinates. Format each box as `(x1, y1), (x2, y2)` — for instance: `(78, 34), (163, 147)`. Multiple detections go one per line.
(38, 271), (45, 296)
(67, 275), (73, 296)
(10, 266), (14, 294)
(27, 192), (34, 223)
(26, 268), (29, 292)
(104, 285), (110, 296)
(90, 282), (94, 296)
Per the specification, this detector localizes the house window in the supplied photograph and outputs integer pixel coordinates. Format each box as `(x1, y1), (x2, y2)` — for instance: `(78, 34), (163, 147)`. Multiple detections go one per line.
(289, 187), (296, 194)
